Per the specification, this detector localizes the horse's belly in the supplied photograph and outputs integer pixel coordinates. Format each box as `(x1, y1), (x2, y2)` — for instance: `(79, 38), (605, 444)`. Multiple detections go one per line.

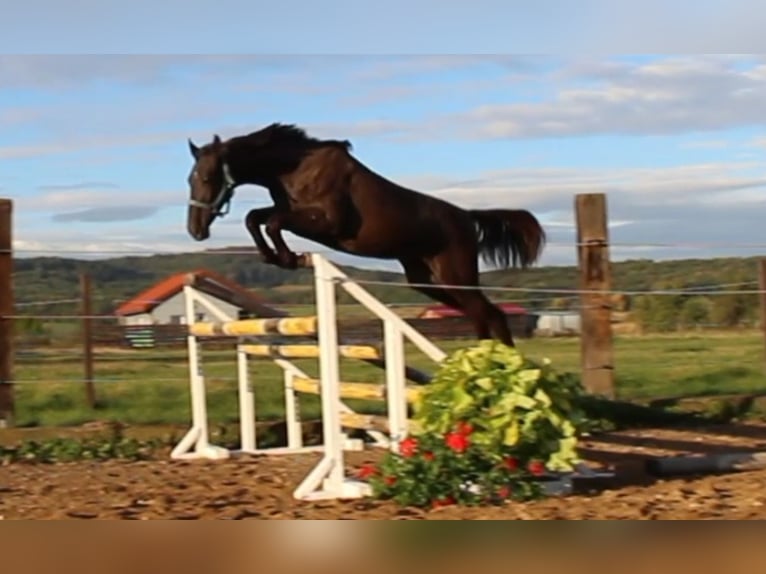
(336, 231), (424, 260)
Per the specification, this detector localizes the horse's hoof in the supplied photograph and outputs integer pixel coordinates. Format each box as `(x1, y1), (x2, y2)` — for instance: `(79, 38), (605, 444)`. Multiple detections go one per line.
(295, 253), (312, 268)
(280, 253), (299, 269)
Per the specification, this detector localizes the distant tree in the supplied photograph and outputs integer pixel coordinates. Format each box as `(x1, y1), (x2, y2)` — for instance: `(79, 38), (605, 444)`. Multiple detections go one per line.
(550, 297), (572, 310)
(610, 293), (630, 312)
(678, 297), (711, 328)
(633, 295), (679, 332)
(710, 294), (750, 328)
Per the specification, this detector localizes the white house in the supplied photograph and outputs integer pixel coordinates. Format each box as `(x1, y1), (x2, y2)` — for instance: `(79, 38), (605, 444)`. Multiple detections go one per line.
(534, 311), (581, 336)
(114, 269), (286, 326)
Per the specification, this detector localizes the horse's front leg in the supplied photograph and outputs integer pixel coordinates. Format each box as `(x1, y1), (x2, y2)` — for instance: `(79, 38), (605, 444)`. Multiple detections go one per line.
(265, 208), (340, 269)
(245, 207), (279, 265)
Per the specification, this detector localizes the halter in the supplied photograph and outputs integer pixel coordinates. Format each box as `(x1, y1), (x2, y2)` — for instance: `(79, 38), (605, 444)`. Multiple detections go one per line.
(188, 162), (237, 219)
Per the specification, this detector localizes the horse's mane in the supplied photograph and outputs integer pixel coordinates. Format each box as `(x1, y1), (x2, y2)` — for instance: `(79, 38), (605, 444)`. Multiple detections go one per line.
(233, 123), (353, 152)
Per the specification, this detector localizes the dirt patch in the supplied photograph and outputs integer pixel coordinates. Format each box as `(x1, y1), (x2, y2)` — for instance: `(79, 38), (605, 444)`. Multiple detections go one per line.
(3, 423), (766, 520)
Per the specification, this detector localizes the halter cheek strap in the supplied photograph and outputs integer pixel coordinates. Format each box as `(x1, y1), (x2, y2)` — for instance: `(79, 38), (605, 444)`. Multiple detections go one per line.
(188, 162), (237, 218)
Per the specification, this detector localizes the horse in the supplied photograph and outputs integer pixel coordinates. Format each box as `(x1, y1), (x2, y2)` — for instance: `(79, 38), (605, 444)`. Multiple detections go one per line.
(185, 123), (546, 347)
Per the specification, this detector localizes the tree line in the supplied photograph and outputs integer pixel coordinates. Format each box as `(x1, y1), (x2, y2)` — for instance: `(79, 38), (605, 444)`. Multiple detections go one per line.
(10, 248), (765, 333)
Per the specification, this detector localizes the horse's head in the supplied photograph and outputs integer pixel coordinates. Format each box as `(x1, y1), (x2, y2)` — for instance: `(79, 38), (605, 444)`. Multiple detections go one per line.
(186, 134), (236, 241)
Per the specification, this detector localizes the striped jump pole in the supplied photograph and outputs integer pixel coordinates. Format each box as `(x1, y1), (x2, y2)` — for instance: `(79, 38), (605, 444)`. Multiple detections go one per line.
(189, 316), (318, 338)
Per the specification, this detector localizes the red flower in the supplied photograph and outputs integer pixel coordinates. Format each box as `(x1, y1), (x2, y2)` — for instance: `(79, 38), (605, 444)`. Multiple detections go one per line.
(399, 437), (418, 458)
(422, 451), (435, 462)
(503, 456), (519, 471)
(497, 485), (511, 499)
(356, 463), (376, 479)
(384, 476), (397, 486)
(445, 431), (470, 453)
(431, 496), (456, 509)
(455, 421), (474, 436)
(528, 460), (546, 476)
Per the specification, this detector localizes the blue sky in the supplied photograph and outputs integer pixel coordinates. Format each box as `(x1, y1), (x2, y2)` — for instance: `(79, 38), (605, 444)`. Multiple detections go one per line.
(4, 1), (764, 53)
(2, 54), (766, 271)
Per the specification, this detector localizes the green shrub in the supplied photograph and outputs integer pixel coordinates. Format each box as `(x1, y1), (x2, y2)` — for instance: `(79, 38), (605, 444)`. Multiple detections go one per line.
(358, 340), (586, 509)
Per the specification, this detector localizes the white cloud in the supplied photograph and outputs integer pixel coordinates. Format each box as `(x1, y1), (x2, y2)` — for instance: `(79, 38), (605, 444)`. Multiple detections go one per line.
(15, 187), (185, 220)
(390, 160), (766, 265)
(11, 158), (766, 269)
(400, 161), (766, 209)
(37, 181), (120, 192)
(680, 139), (730, 150)
(0, 117), (416, 161)
(9, 55), (766, 162)
(52, 206), (160, 223)
(0, 131), (188, 160)
(418, 56), (766, 141)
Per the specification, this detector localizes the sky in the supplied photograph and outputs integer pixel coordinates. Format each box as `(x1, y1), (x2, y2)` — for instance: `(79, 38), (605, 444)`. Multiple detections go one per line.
(2, 53), (766, 271)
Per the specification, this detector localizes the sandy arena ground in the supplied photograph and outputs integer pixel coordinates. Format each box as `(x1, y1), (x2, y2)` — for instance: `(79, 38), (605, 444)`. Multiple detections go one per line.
(3, 423), (766, 519)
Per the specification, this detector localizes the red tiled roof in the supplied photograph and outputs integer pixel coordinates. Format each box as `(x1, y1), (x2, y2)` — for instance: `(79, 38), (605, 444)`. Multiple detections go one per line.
(114, 269), (277, 317)
(418, 302), (527, 319)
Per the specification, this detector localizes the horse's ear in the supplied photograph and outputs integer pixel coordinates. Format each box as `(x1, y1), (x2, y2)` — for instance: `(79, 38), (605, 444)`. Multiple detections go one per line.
(188, 138), (200, 159)
(212, 134), (222, 148)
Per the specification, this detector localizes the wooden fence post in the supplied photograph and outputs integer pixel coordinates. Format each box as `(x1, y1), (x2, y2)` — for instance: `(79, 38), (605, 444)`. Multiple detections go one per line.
(758, 260), (766, 374)
(80, 272), (96, 408)
(0, 199), (15, 427)
(575, 193), (615, 398)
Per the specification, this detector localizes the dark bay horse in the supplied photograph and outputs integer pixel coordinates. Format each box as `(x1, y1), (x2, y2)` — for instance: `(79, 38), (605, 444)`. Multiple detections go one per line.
(186, 123), (546, 346)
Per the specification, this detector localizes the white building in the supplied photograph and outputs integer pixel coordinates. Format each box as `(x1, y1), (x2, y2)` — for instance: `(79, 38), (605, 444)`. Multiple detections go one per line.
(534, 311), (581, 336)
(114, 269), (286, 327)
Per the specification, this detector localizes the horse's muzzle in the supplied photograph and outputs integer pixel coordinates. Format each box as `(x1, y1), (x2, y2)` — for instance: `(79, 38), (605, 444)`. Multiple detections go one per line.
(188, 222), (210, 241)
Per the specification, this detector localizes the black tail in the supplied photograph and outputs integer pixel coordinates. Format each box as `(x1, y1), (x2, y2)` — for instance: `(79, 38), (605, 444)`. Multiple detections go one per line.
(469, 209), (546, 269)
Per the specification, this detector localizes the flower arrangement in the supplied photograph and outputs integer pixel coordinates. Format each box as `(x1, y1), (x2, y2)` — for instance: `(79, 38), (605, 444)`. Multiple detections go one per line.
(356, 340), (587, 509)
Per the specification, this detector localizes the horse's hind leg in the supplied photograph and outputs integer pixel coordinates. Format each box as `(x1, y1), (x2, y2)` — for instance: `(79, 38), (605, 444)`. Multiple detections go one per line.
(399, 258), (464, 309)
(427, 251), (515, 346)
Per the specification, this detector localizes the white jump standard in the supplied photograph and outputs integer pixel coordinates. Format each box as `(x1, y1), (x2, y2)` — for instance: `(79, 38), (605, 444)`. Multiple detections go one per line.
(172, 253), (446, 501)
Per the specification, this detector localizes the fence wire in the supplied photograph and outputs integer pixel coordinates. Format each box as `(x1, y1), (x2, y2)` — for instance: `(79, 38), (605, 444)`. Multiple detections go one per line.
(6, 239), (766, 255)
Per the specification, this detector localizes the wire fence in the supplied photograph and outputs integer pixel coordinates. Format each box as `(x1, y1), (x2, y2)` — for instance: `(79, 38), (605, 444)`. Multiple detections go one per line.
(5, 279), (764, 317)
(331, 277), (766, 297)
(3, 230), (766, 409)
(5, 238), (766, 255)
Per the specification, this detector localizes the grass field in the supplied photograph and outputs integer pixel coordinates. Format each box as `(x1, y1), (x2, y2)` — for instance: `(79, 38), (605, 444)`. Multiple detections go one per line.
(11, 330), (766, 429)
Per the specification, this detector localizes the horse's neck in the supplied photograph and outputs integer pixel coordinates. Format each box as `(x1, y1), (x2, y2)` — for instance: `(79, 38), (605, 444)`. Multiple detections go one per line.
(226, 141), (303, 189)
(226, 148), (268, 188)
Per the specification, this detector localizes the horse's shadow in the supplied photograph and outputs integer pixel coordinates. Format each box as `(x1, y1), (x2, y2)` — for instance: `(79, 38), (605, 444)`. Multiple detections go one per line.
(575, 419), (766, 492)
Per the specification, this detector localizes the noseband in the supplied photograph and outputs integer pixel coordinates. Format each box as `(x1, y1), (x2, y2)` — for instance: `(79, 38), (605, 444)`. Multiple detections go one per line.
(188, 162), (237, 219)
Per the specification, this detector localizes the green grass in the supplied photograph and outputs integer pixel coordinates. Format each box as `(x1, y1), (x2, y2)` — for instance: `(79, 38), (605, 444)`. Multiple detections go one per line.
(10, 331), (766, 429)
